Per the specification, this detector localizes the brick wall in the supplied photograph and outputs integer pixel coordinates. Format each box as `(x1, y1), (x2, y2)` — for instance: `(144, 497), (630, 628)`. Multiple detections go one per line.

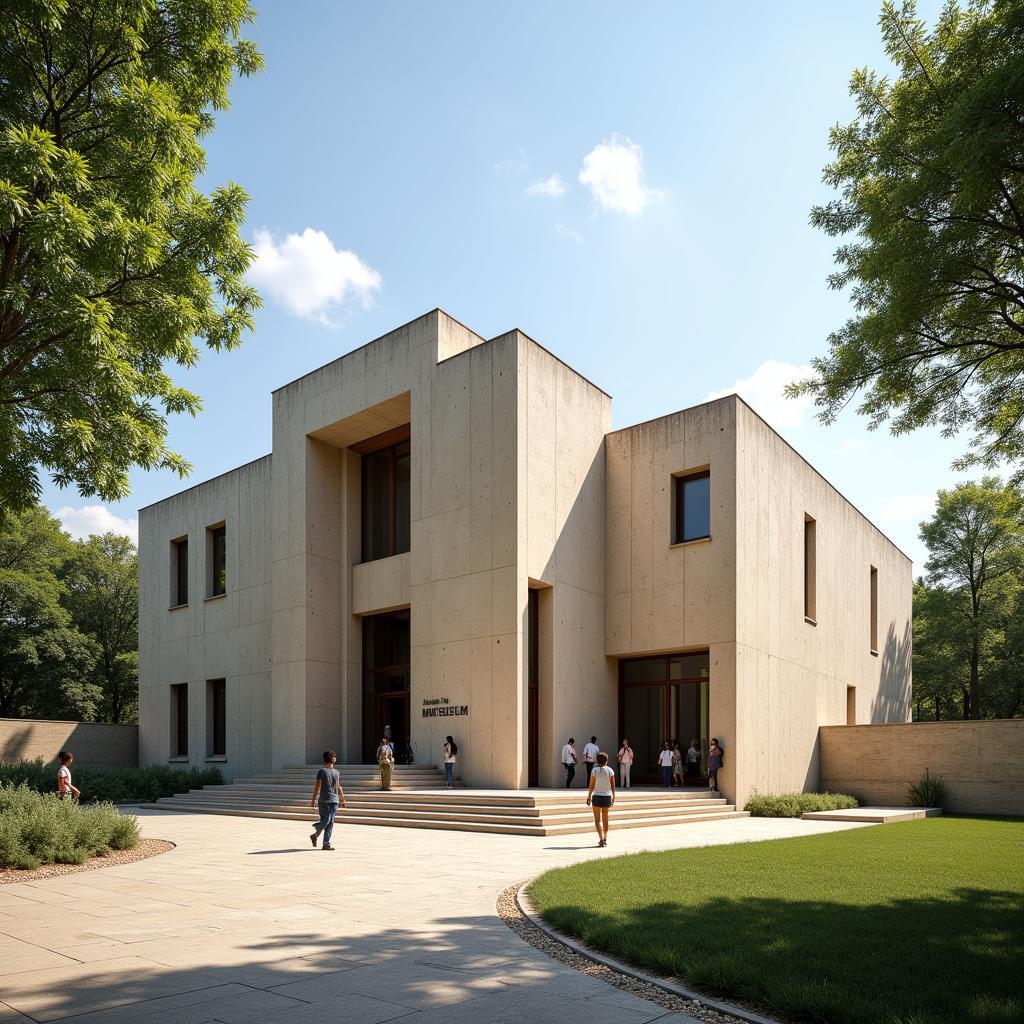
(0, 718), (138, 769)
(820, 720), (1024, 816)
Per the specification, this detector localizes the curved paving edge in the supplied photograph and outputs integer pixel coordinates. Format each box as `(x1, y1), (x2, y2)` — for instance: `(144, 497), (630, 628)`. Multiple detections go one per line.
(0, 839), (176, 886)
(506, 880), (781, 1024)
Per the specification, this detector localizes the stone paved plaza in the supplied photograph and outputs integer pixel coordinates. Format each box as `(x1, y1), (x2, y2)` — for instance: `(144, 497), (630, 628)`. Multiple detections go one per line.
(0, 810), (869, 1023)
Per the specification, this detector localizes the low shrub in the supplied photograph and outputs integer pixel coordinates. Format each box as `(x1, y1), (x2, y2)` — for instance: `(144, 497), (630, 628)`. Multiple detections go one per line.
(908, 771), (946, 808)
(0, 760), (223, 804)
(0, 784), (140, 870)
(745, 791), (859, 817)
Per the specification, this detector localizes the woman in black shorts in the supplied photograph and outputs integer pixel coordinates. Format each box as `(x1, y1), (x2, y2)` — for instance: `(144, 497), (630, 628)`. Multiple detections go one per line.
(586, 751), (616, 847)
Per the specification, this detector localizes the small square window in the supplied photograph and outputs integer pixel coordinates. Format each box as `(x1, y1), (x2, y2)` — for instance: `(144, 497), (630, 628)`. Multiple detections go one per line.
(672, 471), (711, 544)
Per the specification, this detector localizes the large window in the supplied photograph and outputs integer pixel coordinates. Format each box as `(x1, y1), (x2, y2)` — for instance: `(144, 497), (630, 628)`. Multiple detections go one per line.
(672, 470), (711, 544)
(804, 514), (816, 623)
(170, 684), (188, 758)
(360, 432), (411, 562)
(208, 524), (226, 597)
(207, 679), (226, 757)
(171, 537), (188, 607)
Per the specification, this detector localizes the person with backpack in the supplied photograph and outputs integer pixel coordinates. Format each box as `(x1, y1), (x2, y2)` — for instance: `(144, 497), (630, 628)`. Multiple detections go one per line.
(442, 736), (458, 788)
(376, 735), (395, 790)
(309, 750), (346, 851)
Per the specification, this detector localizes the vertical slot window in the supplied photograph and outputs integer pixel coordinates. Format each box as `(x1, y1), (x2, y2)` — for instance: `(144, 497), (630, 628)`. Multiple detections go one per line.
(171, 537), (188, 607)
(170, 684), (188, 758)
(804, 514), (816, 623)
(208, 524), (226, 597)
(207, 679), (226, 757)
(672, 470), (711, 544)
(846, 685), (857, 726)
(359, 430), (411, 562)
(870, 566), (878, 654)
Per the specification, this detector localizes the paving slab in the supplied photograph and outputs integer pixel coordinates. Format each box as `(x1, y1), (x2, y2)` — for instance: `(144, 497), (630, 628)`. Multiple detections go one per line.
(0, 808), (874, 1023)
(801, 806), (943, 823)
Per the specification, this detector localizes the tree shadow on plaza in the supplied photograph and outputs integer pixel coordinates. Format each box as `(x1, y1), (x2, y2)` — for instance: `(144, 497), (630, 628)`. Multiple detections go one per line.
(4, 906), (638, 1024)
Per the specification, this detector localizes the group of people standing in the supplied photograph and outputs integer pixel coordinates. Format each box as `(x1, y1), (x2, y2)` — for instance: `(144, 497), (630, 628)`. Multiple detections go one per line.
(561, 736), (724, 793)
(375, 734), (459, 790)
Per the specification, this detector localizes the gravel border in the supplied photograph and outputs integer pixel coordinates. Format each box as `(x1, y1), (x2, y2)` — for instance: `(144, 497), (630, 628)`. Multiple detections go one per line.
(0, 838), (176, 885)
(497, 880), (782, 1024)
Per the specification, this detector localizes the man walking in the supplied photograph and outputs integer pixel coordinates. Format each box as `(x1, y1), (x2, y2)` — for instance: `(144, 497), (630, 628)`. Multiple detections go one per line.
(309, 750), (345, 851)
(582, 735), (600, 782)
(561, 737), (578, 787)
(377, 735), (395, 791)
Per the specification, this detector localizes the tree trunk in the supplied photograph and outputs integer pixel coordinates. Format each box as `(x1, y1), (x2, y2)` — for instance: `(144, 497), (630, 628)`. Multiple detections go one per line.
(969, 643), (981, 720)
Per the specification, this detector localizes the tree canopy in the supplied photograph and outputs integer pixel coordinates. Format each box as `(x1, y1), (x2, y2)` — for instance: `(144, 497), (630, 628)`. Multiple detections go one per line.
(0, 0), (263, 510)
(913, 477), (1024, 719)
(791, 1), (1024, 478)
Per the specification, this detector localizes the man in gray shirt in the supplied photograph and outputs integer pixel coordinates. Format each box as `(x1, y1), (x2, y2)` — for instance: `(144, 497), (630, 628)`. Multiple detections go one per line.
(309, 750), (346, 850)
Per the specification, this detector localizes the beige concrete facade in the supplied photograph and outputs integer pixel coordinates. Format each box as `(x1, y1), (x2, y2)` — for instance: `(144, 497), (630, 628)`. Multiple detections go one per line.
(139, 310), (912, 802)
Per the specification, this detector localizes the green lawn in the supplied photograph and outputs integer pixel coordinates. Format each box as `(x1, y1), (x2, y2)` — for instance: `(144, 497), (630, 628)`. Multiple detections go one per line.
(528, 818), (1023, 1024)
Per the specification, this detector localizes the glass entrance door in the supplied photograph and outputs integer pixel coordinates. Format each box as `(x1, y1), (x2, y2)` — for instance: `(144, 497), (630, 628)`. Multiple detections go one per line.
(619, 652), (710, 785)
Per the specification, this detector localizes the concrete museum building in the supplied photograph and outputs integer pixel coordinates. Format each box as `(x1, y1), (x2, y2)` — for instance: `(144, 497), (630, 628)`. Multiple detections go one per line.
(139, 310), (913, 803)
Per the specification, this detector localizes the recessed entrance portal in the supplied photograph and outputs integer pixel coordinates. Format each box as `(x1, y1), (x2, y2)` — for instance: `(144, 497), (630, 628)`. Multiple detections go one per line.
(619, 652), (709, 786)
(362, 610), (410, 764)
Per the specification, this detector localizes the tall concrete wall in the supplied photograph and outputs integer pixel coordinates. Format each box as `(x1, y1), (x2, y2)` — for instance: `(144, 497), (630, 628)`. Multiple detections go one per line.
(138, 454), (273, 781)
(734, 400), (912, 805)
(519, 337), (613, 786)
(820, 721), (1024, 816)
(605, 397), (740, 795)
(0, 719), (138, 769)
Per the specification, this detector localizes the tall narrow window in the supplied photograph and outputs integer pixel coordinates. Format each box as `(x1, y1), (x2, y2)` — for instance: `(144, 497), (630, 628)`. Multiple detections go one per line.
(171, 537), (188, 606)
(208, 524), (226, 597)
(870, 566), (878, 654)
(358, 427), (411, 562)
(803, 514), (816, 623)
(207, 679), (226, 757)
(846, 685), (857, 726)
(672, 470), (711, 544)
(170, 684), (188, 757)
(528, 588), (539, 787)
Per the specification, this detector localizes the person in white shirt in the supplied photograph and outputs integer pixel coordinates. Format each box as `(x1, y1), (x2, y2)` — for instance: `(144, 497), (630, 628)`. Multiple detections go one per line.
(586, 751), (616, 847)
(582, 736), (600, 782)
(616, 738), (634, 788)
(561, 738), (578, 787)
(686, 738), (701, 783)
(658, 741), (674, 787)
(57, 751), (81, 800)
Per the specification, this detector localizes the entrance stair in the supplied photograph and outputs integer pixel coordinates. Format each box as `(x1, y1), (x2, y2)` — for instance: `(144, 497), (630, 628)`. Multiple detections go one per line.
(144, 765), (747, 835)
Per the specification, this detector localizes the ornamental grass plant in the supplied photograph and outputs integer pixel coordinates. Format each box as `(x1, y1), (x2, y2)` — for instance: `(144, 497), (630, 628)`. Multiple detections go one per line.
(743, 791), (858, 817)
(0, 760), (223, 803)
(0, 784), (139, 870)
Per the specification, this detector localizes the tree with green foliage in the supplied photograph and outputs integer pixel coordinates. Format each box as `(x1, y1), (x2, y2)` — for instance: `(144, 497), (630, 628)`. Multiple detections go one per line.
(0, 505), (99, 718)
(911, 581), (966, 719)
(791, 1), (1024, 478)
(0, 0), (263, 510)
(62, 533), (138, 723)
(917, 477), (1024, 719)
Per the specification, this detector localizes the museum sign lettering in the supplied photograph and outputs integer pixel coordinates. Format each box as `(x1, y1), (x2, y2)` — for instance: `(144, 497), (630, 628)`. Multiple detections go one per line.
(422, 697), (469, 718)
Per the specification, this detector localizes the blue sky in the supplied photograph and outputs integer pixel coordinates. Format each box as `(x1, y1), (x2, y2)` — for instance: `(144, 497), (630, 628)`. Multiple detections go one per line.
(43, 0), (962, 568)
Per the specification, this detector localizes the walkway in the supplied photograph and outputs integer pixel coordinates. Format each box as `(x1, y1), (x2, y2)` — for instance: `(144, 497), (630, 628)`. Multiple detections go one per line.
(0, 809), (869, 1023)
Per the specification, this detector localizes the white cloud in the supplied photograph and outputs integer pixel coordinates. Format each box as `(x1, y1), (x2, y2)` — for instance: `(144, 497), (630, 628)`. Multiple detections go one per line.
(57, 505), (138, 545)
(706, 360), (814, 430)
(578, 134), (663, 215)
(248, 228), (381, 326)
(878, 494), (936, 523)
(526, 174), (566, 198)
(554, 221), (582, 243)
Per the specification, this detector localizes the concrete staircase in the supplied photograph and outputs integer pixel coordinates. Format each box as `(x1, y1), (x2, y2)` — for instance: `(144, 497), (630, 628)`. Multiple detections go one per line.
(145, 764), (747, 836)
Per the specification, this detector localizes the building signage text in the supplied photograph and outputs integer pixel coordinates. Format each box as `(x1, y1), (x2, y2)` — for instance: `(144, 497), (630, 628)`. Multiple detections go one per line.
(422, 697), (469, 718)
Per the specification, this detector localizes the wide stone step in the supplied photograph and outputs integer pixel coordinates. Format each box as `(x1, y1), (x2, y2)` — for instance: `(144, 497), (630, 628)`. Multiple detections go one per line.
(142, 800), (747, 835)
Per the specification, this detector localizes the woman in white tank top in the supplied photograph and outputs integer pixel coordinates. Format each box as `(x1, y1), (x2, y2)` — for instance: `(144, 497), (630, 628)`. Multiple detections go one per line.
(586, 751), (616, 847)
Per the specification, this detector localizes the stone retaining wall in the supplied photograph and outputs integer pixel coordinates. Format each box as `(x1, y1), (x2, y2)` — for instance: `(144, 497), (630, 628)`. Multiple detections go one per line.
(819, 719), (1024, 816)
(0, 718), (138, 769)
